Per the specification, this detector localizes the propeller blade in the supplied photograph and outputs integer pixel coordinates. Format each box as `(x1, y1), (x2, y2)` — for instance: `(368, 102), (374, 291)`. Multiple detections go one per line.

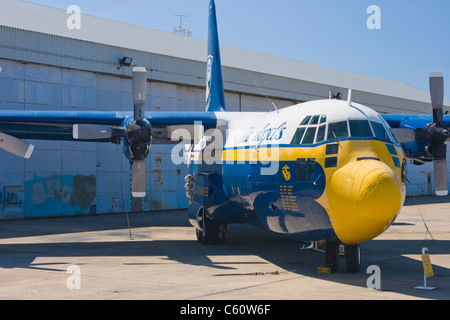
(73, 124), (127, 140)
(429, 72), (444, 124)
(0, 132), (34, 159)
(434, 158), (448, 196)
(73, 124), (112, 140)
(432, 144), (448, 196)
(132, 67), (147, 121)
(130, 160), (146, 198)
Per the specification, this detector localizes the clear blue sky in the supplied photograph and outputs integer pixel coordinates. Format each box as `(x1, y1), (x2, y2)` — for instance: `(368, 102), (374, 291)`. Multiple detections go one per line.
(26, 0), (450, 100)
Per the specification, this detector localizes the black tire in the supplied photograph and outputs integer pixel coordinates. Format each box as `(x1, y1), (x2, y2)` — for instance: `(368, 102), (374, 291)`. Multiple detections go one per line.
(346, 244), (361, 273)
(196, 228), (204, 242)
(202, 218), (220, 245)
(197, 208), (220, 245)
(325, 241), (339, 272)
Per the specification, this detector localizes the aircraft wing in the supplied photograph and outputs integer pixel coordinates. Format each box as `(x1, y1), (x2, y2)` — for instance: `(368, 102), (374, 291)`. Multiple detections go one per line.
(0, 110), (220, 143)
(381, 114), (450, 130)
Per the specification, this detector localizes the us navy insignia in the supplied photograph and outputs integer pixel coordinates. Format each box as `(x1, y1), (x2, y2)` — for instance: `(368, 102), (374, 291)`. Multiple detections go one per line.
(282, 165), (291, 181)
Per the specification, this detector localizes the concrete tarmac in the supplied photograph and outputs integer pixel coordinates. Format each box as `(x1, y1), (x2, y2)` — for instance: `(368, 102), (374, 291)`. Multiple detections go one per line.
(1, 196), (449, 300)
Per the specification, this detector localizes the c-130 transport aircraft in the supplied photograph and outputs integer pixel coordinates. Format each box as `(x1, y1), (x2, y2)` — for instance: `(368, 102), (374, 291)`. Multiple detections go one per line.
(0, 0), (449, 273)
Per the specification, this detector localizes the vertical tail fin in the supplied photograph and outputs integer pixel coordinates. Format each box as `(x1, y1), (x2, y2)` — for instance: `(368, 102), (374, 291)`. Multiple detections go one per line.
(206, 0), (226, 112)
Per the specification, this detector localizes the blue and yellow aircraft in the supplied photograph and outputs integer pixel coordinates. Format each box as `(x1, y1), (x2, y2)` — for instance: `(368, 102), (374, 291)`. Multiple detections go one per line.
(0, 0), (449, 273)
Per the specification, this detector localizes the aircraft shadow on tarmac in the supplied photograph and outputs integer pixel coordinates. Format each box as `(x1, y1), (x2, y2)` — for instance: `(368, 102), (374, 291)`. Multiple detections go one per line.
(1, 205), (449, 299)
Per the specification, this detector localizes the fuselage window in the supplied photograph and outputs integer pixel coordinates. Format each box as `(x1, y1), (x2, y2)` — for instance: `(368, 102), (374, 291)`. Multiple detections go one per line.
(325, 157), (338, 168)
(296, 158), (316, 182)
(320, 115), (327, 124)
(349, 120), (374, 138)
(327, 121), (349, 140)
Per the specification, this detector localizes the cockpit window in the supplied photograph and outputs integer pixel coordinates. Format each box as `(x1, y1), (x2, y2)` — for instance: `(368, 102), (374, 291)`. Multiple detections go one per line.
(371, 121), (395, 143)
(300, 116), (312, 126)
(349, 120), (374, 138)
(327, 121), (349, 140)
(387, 126), (400, 144)
(371, 122), (389, 140)
(310, 115), (320, 125)
(293, 114), (398, 146)
(291, 127), (306, 145)
(302, 127), (317, 145)
(292, 114), (329, 145)
(316, 124), (326, 143)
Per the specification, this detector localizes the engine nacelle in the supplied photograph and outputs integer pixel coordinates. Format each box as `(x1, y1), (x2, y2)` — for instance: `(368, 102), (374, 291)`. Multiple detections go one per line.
(122, 117), (152, 162)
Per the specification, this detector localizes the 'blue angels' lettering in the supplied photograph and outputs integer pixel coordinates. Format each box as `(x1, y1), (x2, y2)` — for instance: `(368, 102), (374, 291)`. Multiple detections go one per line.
(250, 122), (287, 146)
(239, 122), (287, 145)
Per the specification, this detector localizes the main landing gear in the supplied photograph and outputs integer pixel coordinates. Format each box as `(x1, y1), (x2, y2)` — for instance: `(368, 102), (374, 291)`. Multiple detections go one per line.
(195, 207), (228, 245)
(325, 241), (361, 273)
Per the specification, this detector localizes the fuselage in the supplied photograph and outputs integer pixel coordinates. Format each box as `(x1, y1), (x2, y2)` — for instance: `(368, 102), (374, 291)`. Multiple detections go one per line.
(187, 99), (406, 245)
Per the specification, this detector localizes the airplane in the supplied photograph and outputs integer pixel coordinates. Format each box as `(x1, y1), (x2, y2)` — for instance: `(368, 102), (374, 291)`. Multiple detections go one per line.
(0, 0), (449, 273)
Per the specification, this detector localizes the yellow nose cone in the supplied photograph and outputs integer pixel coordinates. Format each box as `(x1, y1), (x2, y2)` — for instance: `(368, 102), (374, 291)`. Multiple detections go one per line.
(327, 160), (402, 244)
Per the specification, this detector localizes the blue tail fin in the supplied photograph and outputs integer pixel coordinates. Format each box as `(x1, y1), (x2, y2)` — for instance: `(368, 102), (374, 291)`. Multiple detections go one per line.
(206, 0), (226, 112)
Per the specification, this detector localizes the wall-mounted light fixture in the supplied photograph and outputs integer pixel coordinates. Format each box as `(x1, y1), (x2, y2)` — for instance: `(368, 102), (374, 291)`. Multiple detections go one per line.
(118, 56), (133, 68)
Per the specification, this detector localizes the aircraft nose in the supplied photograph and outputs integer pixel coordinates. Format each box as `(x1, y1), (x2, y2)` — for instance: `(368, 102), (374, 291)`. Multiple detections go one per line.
(327, 160), (403, 245)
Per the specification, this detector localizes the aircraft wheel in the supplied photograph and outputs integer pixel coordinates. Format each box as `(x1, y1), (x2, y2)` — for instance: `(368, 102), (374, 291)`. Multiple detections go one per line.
(196, 228), (204, 242)
(325, 241), (339, 272)
(196, 208), (220, 245)
(346, 244), (361, 273)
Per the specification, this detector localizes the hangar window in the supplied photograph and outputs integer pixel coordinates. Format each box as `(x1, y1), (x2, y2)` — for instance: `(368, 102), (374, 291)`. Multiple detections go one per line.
(349, 120), (374, 138)
(327, 121), (349, 140)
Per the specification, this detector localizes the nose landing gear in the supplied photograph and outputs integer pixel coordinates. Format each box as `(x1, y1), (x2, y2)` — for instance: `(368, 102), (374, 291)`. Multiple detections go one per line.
(325, 241), (361, 273)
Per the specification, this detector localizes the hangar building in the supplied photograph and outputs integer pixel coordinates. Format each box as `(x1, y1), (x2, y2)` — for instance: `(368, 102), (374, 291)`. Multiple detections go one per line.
(1, 0), (449, 220)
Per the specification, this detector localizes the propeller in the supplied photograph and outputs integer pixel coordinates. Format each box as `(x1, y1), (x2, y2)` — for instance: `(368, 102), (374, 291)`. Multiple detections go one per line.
(0, 132), (34, 159)
(427, 72), (448, 196)
(391, 73), (448, 196)
(128, 67), (151, 209)
(73, 66), (152, 211)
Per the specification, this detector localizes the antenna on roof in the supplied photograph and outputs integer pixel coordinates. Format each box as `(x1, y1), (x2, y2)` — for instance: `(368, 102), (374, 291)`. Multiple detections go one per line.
(347, 89), (352, 106)
(174, 15), (192, 37)
(243, 70), (279, 113)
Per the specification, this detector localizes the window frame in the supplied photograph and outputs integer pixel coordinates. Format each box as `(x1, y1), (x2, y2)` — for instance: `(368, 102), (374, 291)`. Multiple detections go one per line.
(348, 120), (375, 138)
(327, 121), (350, 141)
